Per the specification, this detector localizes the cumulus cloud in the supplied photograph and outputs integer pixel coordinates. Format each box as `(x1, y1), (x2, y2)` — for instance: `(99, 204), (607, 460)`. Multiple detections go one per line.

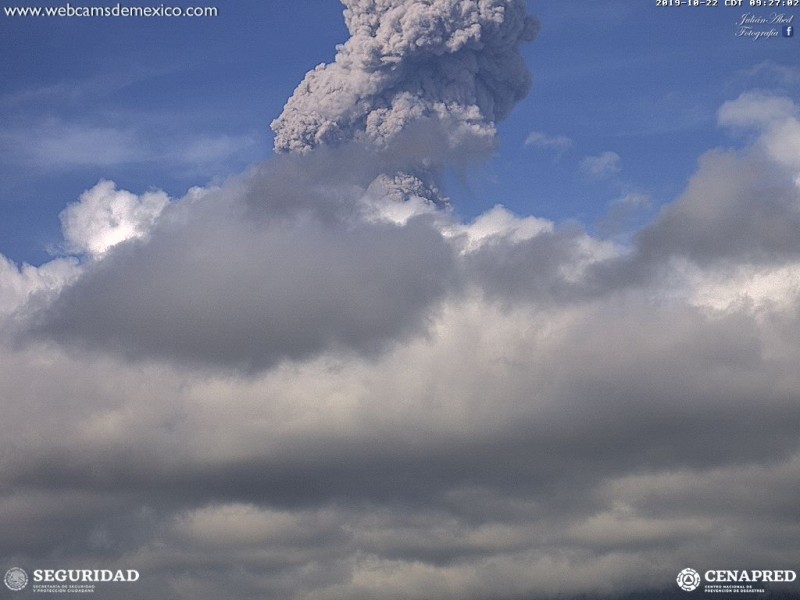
(2, 4), (800, 600)
(0, 254), (79, 316)
(719, 92), (800, 184)
(59, 180), (170, 258)
(33, 180), (456, 372)
(633, 150), (800, 268)
(5, 89), (800, 596)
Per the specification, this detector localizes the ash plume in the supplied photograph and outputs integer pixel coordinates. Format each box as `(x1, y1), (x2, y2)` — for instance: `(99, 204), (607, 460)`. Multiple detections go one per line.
(271, 0), (539, 205)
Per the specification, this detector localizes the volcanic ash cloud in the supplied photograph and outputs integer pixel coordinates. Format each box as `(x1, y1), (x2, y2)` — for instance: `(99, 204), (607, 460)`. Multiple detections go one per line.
(271, 0), (539, 204)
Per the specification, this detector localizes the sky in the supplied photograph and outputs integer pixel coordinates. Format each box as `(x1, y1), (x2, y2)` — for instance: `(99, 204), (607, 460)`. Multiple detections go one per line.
(1, 1), (800, 599)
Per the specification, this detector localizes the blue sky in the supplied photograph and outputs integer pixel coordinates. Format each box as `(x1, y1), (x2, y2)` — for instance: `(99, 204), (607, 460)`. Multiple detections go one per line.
(2, 0), (797, 263)
(1, 0), (347, 262)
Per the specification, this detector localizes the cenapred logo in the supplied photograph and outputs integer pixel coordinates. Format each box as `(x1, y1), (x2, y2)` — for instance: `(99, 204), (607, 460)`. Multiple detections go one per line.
(4, 567), (29, 591)
(677, 568), (702, 592)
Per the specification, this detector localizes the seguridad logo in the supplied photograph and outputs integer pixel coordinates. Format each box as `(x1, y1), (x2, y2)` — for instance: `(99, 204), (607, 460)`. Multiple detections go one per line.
(4, 568), (29, 591)
(4, 566), (140, 592)
(33, 569), (140, 583)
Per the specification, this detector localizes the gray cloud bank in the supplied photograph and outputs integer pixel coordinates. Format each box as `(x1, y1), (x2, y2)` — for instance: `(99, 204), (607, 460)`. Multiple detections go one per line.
(2, 2), (800, 599)
(28, 158), (456, 372)
(2, 89), (800, 599)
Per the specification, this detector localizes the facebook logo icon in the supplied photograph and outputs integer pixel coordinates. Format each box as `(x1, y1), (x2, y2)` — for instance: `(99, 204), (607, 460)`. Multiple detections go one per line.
(783, 25), (794, 37)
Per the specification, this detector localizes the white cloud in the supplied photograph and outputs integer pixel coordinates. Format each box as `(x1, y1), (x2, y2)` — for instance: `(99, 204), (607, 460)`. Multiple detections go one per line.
(59, 180), (170, 258)
(10, 121), (146, 167)
(688, 263), (800, 312)
(182, 134), (260, 166)
(580, 151), (621, 179)
(0, 253), (79, 315)
(718, 91), (797, 129)
(0, 118), (259, 173)
(737, 61), (800, 86)
(719, 93), (800, 187)
(523, 130), (574, 155)
(455, 204), (554, 252)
